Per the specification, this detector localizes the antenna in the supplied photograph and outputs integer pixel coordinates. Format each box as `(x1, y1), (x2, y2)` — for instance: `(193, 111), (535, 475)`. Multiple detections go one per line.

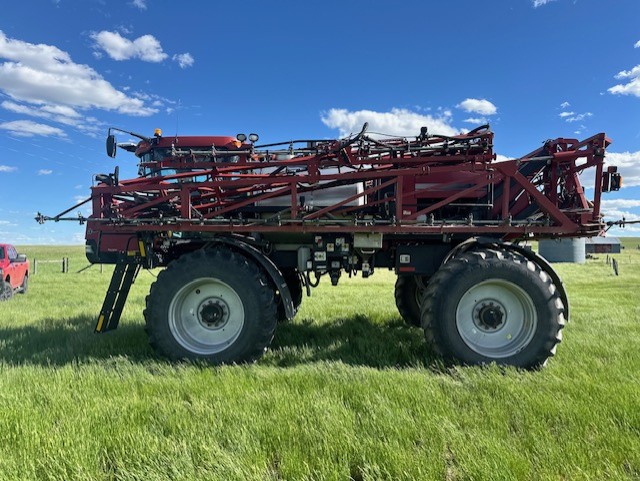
(175, 99), (181, 138)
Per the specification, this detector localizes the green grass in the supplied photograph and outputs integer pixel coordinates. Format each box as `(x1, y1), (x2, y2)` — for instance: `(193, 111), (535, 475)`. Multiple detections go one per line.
(1, 241), (639, 480)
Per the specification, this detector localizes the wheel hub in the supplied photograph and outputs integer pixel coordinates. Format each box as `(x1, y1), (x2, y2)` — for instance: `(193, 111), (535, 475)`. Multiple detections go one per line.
(474, 301), (506, 330)
(456, 279), (538, 359)
(198, 298), (229, 329)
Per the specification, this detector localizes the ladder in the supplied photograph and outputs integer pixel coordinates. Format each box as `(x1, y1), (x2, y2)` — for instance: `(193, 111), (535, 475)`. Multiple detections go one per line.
(95, 258), (140, 333)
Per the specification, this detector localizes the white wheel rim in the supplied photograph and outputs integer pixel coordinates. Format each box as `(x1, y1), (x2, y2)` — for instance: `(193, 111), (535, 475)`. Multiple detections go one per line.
(455, 279), (537, 358)
(168, 277), (245, 355)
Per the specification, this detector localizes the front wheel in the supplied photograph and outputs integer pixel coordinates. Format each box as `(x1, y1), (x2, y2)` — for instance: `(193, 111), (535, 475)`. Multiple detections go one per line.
(0, 281), (12, 301)
(145, 248), (278, 364)
(421, 249), (565, 369)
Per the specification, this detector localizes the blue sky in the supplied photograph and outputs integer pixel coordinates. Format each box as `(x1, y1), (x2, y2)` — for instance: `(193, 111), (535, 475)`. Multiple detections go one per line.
(0, 0), (639, 244)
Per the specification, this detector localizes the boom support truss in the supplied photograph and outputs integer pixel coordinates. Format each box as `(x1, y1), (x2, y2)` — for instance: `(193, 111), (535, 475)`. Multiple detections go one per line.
(78, 125), (610, 239)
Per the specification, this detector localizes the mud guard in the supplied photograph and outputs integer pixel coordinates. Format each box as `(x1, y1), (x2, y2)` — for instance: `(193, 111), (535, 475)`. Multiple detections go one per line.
(209, 237), (296, 321)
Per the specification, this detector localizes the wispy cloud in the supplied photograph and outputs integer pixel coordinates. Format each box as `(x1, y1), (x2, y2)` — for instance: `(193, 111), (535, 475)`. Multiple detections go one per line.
(463, 117), (488, 125)
(131, 0), (147, 10)
(562, 112), (592, 122)
(37, 169), (53, 175)
(0, 120), (66, 137)
(1, 100), (103, 135)
(0, 165), (17, 172)
(532, 0), (556, 7)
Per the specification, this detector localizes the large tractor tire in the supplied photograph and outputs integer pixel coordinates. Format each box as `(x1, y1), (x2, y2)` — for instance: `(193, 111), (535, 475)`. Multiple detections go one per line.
(421, 248), (565, 369)
(394, 275), (428, 327)
(0, 281), (12, 301)
(144, 248), (278, 364)
(277, 268), (303, 322)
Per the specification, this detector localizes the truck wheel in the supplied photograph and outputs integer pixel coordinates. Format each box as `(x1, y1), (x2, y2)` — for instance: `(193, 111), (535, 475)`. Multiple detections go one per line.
(1, 281), (13, 301)
(20, 275), (28, 294)
(145, 248), (278, 364)
(277, 269), (303, 322)
(421, 248), (565, 369)
(394, 276), (428, 327)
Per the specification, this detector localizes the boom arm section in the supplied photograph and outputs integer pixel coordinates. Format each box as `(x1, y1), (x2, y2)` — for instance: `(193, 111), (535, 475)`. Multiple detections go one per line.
(82, 126), (613, 238)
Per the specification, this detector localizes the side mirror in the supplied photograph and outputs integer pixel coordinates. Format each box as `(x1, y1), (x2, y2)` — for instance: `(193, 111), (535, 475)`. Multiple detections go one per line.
(106, 134), (117, 158)
(16, 254), (27, 262)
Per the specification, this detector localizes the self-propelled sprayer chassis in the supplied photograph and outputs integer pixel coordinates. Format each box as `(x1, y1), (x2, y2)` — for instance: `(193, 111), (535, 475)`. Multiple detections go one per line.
(39, 123), (621, 368)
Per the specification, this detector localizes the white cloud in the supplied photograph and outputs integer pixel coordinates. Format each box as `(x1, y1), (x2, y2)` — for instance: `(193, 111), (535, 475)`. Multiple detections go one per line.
(601, 199), (640, 210)
(0, 30), (156, 116)
(608, 76), (640, 97)
(1, 100), (102, 134)
(173, 53), (194, 69)
(463, 117), (488, 125)
(131, 0), (147, 9)
(0, 165), (17, 172)
(609, 64), (640, 97)
(37, 169), (53, 175)
(604, 151), (640, 187)
(614, 65), (640, 80)
(608, 41), (640, 98)
(601, 208), (640, 223)
(533, 0), (556, 6)
(560, 101), (570, 109)
(91, 31), (167, 62)
(0, 120), (66, 137)
(559, 111), (574, 118)
(456, 98), (497, 116)
(579, 151), (640, 190)
(321, 107), (460, 138)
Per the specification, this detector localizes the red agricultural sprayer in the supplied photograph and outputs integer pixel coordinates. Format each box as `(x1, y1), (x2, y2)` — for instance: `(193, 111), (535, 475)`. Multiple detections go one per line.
(39, 123), (622, 368)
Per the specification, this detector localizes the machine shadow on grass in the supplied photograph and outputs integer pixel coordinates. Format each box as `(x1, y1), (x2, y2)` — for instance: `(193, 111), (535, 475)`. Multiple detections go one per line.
(0, 315), (155, 366)
(0, 314), (438, 369)
(269, 314), (437, 369)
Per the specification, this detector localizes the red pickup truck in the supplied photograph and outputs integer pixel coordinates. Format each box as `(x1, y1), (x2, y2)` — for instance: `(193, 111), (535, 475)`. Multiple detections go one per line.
(0, 243), (29, 300)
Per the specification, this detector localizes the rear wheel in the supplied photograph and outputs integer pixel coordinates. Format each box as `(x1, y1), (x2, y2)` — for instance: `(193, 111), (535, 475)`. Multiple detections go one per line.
(394, 275), (428, 327)
(421, 248), (565, 369)
(145, 248), (278, 364)
(0, 281), (12, 301)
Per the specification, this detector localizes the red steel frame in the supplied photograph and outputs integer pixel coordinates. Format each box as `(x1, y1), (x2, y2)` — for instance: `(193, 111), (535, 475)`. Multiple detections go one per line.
(86, 127), (612, 240)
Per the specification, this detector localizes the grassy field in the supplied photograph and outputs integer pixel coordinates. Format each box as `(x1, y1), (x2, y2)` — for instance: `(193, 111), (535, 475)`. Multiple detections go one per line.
(1, 240), (639, 480)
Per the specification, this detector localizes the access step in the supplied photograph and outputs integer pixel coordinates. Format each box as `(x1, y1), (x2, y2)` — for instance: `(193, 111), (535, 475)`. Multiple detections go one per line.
(95, 259), (140, 333)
